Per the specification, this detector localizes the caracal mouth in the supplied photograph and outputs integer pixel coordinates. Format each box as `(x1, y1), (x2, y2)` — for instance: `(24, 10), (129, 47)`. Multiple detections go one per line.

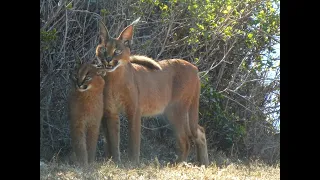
(105, 65), (114, 69)
(104, 60), (121, 72)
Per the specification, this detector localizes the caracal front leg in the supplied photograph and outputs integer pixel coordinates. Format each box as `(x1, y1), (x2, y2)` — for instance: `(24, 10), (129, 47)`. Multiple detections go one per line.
(101, 117), (112, 160)
(126, 106), (142, 165)
(86, 123), (100, 164)
(70, 122), (88, 166)
(102, 112), (121, 163)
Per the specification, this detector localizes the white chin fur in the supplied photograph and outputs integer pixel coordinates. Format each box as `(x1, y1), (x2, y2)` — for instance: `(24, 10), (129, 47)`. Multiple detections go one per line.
(106, 61), (122, 72)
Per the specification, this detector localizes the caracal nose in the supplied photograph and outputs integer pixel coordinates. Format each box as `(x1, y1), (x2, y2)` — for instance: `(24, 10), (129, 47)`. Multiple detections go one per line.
(106, 56), (113, 63)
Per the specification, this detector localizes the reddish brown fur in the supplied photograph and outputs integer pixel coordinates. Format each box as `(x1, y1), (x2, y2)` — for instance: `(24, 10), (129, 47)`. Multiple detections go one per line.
(97, 20), (209, 166)
(69, 63), (106, 166)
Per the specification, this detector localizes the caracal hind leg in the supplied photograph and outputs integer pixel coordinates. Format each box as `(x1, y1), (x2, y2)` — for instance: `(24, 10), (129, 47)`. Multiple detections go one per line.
(86, 124), (100, 164)
(195, 125), (209, 166)
(165, 105), (191, 164)
(127, 108), (142, 165)
(175, 130), (191, 163)
(188, 87), (209, 166)
(102, 112), (121, 163)
(188, 113), (209, 166)
(70, 125), (88, 166)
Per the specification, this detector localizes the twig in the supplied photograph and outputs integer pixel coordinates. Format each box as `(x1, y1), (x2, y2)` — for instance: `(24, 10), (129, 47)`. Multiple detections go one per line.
(221, 94), (254, 113)
(41, 0), (68, 31)
(200, 39), (237, 78)
(69, 9), (101, 19)
(141, 124), (170, 131)
(58, 10), (69, 60)
(156, 15), (174, 60)
(226, 89), (264, 114)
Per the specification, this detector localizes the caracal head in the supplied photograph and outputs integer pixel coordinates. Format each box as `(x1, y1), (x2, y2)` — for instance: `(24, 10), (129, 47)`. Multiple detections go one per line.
(96, 18), (140, 72)
(71, 62), (107, 92)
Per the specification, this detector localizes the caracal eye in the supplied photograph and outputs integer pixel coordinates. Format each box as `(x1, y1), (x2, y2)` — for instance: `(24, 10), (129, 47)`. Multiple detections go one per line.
(114, 49), (122, 55)
(100, 47), (105, 53)
(85, 76), (92, 81)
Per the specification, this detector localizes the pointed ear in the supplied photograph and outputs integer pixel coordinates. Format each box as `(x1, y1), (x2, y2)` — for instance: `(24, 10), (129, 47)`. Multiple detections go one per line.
(117, 17), (141, 41)
(96, 68), (107, 77)
(99, 20), (110, 44)
(118, 25), (134, 41)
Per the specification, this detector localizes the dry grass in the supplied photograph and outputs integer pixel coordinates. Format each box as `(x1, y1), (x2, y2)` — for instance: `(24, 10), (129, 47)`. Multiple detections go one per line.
(40, 160), (279, 180)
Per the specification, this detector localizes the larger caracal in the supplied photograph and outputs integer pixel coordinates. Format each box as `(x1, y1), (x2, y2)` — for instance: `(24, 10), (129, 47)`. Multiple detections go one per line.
(69, 62), (107, 166)
(96, 18), (209, 166)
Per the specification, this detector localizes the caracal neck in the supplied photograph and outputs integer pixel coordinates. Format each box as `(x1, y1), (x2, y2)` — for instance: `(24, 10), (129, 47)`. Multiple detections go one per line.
(104, 62), (134, 81)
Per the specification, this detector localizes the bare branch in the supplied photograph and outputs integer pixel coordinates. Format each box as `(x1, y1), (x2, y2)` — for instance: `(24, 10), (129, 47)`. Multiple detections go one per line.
(200, 39), (237, 78)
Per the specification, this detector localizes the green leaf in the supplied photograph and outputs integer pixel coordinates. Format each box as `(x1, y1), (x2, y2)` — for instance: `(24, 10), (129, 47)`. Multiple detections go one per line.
(100, 9), (108, 15)
(270, 7), (275, 13)
(194, 57), (199, 64)
(160, 4), (168, 11)
(197, 24), (205, 30)
(247, 33), (253, 39)
(193, 4), (198, 9)
(66, 2), (72, 9)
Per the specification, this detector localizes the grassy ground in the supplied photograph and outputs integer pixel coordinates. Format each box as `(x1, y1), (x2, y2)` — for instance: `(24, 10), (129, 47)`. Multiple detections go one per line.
(40, 159), (280, 180)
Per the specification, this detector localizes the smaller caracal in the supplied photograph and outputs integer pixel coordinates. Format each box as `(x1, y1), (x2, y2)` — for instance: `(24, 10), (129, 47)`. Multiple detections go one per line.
(69, 61), (107, 166)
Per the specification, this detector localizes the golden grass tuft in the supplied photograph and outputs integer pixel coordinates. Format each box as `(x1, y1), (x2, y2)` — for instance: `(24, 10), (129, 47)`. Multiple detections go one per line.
(40, 159), (279, 180)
